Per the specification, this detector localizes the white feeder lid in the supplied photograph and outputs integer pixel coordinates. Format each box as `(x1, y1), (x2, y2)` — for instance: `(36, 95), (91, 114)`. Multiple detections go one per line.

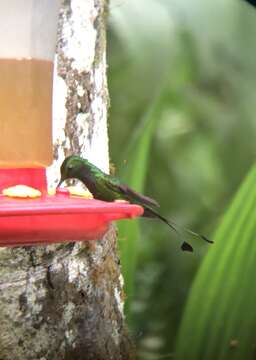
(0, 0), (61, 60)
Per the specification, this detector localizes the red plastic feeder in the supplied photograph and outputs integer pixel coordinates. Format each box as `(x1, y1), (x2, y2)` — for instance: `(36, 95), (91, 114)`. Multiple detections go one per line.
(0, 3), (140, 247)
(0, 168), (144, 246)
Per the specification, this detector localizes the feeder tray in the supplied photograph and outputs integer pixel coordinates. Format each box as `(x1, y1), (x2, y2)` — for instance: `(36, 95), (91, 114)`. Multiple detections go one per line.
(0, 168), (144, 246)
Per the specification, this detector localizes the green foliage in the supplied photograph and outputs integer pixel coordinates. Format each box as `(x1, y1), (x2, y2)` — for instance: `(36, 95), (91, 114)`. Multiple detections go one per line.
(117, 100), (157, 314)
(109, 0), (174, 318)
(118, 91), (168, 318)
(175, 164), (256, 360)
(108, 0), (256, 358)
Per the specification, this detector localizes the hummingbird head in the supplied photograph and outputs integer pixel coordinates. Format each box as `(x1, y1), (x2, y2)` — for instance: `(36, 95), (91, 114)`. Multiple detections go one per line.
(57, 155), (85, 187)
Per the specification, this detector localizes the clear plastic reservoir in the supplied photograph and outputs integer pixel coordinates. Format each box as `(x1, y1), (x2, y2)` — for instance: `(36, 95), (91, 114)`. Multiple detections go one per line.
(0, 0), (61, 168)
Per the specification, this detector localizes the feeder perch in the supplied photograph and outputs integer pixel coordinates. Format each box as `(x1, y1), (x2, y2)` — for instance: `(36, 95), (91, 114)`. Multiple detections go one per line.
(0, 1), (144, 247)
(0, 169), (143, 246)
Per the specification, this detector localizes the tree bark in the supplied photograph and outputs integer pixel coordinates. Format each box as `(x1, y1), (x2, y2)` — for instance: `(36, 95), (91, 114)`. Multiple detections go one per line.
(0, 1), (134, 359)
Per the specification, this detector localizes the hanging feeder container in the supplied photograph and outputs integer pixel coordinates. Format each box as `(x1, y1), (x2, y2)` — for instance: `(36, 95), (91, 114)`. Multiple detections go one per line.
(0, 1), (144, 247)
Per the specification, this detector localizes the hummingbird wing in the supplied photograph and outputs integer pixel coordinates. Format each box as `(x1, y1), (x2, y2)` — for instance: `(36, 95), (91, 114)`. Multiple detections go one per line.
(105, 177), (160, 208)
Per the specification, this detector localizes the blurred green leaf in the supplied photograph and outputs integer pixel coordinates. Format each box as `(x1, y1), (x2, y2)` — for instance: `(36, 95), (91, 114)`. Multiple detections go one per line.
(108, 0), (174, 162)
(175, 164), (256, 360)
(118, 91), (166, 318)
(109, 0), (175, 320)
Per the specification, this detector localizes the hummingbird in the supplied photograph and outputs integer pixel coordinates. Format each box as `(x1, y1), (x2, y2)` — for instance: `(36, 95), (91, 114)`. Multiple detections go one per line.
(58, 155), (213, 252)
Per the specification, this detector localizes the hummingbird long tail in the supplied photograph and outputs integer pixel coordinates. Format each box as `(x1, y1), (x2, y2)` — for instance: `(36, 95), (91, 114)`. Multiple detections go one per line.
(143, 207), (213, 252)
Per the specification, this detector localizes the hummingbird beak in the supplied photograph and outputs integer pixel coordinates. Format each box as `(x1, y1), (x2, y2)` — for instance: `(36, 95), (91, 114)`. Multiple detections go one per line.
(57, 178), (64, 188)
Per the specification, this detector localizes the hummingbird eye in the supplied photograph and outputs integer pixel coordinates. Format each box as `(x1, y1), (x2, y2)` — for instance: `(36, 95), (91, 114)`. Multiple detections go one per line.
(67, 164), (73, 171)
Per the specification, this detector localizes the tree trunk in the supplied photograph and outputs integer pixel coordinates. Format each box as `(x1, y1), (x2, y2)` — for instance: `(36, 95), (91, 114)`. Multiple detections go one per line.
(0, 1), (134, 359)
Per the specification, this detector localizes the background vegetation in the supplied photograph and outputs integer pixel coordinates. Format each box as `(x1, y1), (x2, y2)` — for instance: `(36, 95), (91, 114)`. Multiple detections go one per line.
(107, 0), (256, 358)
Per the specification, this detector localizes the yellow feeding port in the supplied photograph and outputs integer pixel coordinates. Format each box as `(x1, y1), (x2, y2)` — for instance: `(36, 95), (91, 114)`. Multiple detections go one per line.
(2, 184), (42, 198)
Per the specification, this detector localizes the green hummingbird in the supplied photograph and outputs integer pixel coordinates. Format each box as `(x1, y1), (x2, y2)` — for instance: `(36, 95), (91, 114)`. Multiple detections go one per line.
(58, 155), (213, 252)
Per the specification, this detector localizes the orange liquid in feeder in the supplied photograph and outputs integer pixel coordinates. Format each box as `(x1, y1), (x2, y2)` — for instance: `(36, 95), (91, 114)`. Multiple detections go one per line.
(0, 58), (53, 168)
